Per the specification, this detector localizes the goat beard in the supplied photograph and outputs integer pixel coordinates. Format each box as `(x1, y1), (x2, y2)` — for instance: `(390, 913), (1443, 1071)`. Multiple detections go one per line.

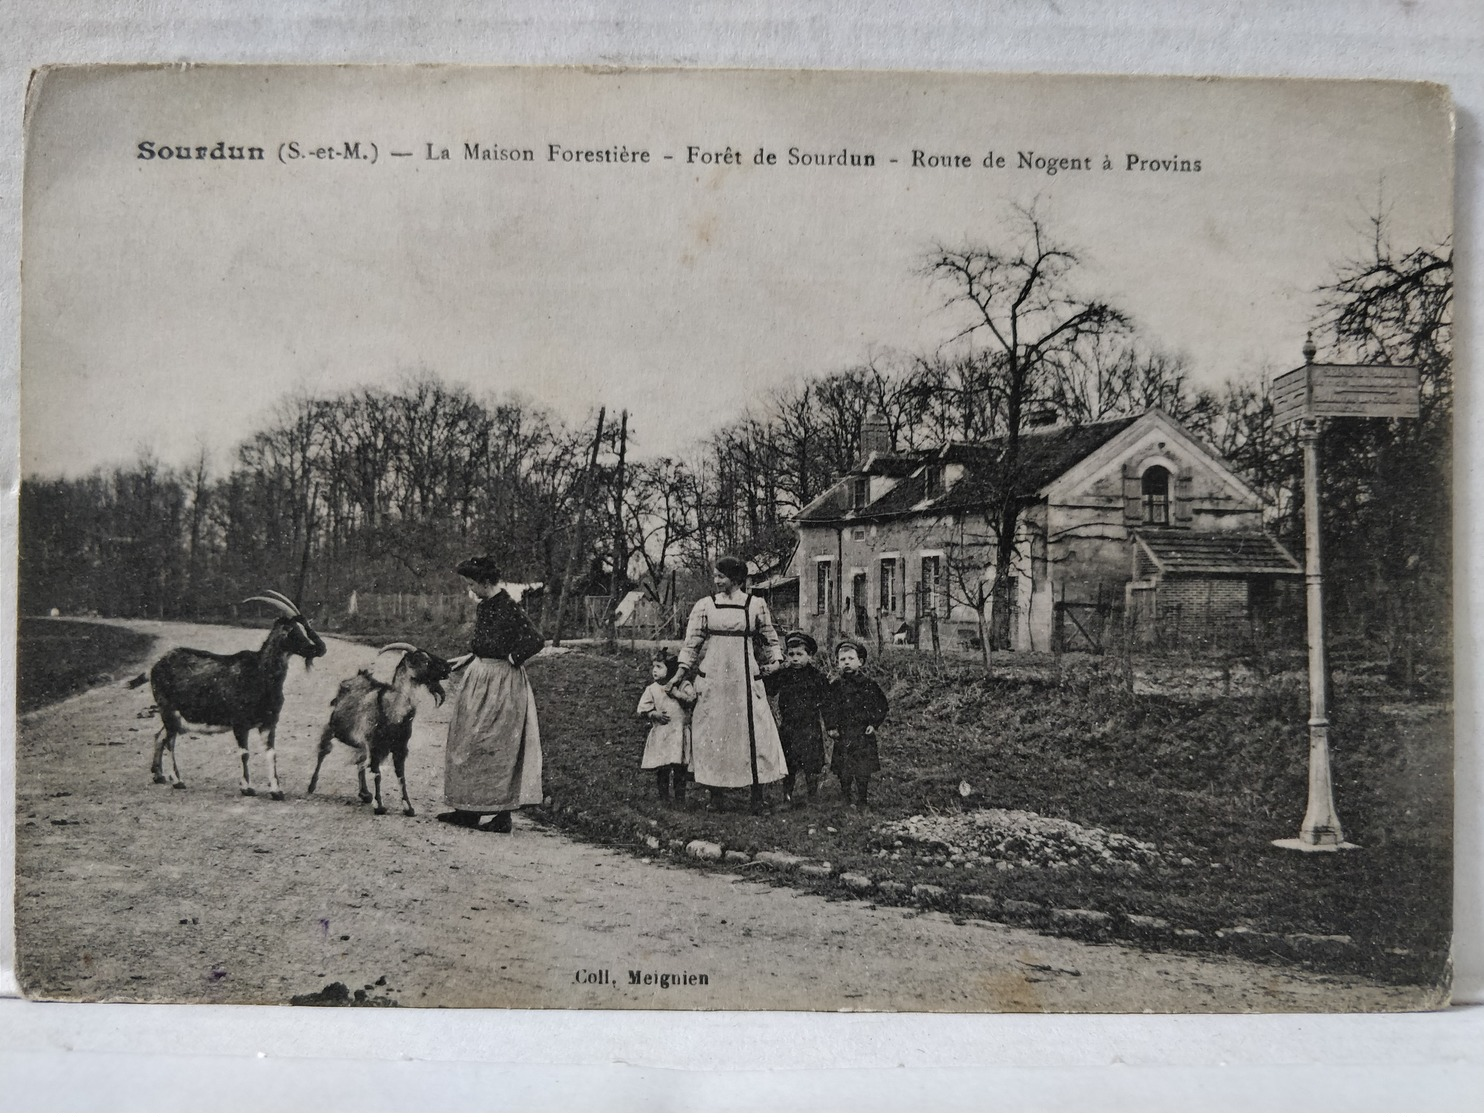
(426, 681), (447, 705)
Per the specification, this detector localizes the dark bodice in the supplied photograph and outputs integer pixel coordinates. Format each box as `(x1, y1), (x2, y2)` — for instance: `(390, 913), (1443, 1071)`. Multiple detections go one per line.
(471, 591), (539, 661)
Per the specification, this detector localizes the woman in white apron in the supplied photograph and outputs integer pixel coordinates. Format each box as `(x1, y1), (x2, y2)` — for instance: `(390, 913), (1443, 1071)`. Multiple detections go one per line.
(676, 555), (787, 813)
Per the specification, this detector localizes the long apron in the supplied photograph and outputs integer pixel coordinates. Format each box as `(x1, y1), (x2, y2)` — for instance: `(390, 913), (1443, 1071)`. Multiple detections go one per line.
(689, 597), (787, 789)
(444, 656), (543, 812)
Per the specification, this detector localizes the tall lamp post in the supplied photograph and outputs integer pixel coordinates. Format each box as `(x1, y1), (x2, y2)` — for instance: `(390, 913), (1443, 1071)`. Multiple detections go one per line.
(1270, 335), (1418, 853)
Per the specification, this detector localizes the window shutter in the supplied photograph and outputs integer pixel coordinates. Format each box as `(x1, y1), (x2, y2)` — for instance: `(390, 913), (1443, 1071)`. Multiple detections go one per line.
(1174, 469), (1194, 524)
(1122, 463), (1143, 525)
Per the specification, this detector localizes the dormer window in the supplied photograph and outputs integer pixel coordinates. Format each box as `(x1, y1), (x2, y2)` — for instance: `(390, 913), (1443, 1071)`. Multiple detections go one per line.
(851, 476), (870, 510)
(924, 465), (945, 499)
(1142, 466), (1170, 525)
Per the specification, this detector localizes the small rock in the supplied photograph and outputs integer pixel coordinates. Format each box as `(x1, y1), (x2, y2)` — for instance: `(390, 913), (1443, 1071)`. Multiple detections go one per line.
(754, 850), (804, 871)
(1174, 928), (1203, 941)
(667, 838), (687, 851)
(1050, 908), (1112, 936)
(723, 850), (752, 864)
(1284, 932), (1355, 961)
(876, 880), (909, 901)
(1124, 914), (1172, 937)
(912, 884), (948, 905)
(838, 872), (873, 893)
(685, 840), (723, 861)
(798, 862), (833, 879)
(960, 894), (999, 916)
(1000, 899), (1044, 919)
(644, 835), (660, 850)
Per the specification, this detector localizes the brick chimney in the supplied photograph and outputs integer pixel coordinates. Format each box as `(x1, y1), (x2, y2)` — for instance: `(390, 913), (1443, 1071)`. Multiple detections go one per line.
(858, 413), (892, 464)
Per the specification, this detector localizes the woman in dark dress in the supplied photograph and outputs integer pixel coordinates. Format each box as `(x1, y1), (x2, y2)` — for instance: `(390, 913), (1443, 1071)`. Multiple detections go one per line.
(439, 556), (545, 834)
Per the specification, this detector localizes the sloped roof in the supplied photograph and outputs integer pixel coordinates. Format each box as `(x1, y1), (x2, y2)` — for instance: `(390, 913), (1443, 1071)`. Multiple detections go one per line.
(863, 452), (926, 477)
(797, 416), (1139, 526)
(935, 417), (1140, 512)
(1135, 529), (1301, 576)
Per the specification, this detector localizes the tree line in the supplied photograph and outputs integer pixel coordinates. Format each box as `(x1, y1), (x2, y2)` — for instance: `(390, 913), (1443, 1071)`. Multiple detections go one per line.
(19, 207), (1450, 674)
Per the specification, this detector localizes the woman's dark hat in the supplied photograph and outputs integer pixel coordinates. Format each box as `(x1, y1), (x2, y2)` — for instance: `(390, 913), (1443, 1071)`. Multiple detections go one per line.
(784, 630), (818, 656)
(456, 555), (503, 583)
(834, 638), (868, 663)
(714, 555), (749, 586)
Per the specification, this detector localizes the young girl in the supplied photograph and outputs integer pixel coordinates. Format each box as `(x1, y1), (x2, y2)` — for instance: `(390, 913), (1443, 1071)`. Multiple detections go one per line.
(636, 649), (695, 804)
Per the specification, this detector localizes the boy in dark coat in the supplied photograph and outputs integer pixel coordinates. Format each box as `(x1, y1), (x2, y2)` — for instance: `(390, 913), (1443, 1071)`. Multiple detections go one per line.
(824, 639), (890, 809)
(764, 630), (830, 806)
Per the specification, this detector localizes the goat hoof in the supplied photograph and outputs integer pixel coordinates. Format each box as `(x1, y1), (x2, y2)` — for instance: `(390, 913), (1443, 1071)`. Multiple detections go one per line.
(374, 806), (387, 815)
(403, 807), (416, 817)
(241, 788), (256, 797)
(153, 775), (168, 785)
(270, 791), (285, 801)
(358, 792), (373, 804)
(172, 782), (187, 790)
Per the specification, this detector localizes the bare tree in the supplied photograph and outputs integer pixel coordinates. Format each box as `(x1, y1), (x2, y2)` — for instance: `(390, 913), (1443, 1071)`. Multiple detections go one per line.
(924, 205), (1128, 647)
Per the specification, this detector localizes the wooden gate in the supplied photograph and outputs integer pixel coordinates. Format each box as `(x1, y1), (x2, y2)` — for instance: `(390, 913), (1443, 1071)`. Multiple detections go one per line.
(1054, 584), (1113, 653)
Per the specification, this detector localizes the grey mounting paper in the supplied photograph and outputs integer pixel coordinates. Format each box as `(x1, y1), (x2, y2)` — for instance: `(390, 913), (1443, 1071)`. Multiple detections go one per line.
(17, 66), (1453, 1011)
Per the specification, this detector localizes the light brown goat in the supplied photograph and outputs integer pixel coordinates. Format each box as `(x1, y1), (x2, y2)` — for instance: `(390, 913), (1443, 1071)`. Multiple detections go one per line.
(306, 643), (452, 816)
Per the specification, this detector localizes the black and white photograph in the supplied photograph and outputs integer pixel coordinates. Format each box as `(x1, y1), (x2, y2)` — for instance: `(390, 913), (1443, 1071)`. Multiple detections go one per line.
(13, 63), (1455, 1013)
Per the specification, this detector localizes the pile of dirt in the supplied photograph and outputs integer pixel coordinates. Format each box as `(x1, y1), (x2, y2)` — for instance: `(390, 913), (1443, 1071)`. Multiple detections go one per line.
(874, 808), (1161, 873)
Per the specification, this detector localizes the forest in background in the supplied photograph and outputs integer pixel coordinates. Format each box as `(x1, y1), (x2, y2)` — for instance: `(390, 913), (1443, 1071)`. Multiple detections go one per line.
(18, 210), (1452, 679)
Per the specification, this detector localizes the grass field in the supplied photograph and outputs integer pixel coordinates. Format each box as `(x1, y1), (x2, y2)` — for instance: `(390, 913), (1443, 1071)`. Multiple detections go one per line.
(16, 618), (157, 713)
(335, 615), (1452, 986)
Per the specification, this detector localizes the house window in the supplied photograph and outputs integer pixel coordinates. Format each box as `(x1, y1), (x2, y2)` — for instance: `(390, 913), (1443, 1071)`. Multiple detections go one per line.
(814, 560), (833, 616)
(879, 557), (898, 615)
(851, 476), (870, 510)
(852, 527), (867, 541)
(1142, 466), (1171, 525)
(924, 465), (944, 499)
(921, 555), (942, 616)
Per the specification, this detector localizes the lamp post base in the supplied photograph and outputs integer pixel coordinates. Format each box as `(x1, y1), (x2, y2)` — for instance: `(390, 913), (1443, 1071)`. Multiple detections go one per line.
(1271, 836), (1360, 853)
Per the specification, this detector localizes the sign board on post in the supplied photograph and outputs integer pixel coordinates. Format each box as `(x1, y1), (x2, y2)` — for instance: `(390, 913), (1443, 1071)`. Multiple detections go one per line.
(1271, 363), (1420, 426)
(1271, 349), (1420, 855)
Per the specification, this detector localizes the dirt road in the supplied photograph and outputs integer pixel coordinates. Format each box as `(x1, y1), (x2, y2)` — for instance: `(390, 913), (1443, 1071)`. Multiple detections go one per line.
(14, 621), (1423, 1011)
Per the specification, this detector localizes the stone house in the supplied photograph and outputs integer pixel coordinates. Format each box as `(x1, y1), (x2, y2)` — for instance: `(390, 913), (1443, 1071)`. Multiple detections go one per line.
(790, 409), (1301, 653)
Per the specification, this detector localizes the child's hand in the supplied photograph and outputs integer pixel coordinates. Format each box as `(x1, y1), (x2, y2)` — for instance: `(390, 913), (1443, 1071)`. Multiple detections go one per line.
(650, 711), (671, 724)
(827, 729), (839, 739)
(864, 725), (875, 736)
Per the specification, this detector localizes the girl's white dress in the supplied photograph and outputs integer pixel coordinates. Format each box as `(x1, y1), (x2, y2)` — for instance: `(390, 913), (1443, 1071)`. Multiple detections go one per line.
(636, 681), (693, 769)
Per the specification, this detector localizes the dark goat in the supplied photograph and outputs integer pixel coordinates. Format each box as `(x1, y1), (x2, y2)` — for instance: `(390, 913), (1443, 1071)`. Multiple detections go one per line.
(128, 591), (326, 797)
(307, 643), (452, 816)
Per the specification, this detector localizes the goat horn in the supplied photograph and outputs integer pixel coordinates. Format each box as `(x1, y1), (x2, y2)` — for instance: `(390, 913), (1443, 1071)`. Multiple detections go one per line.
(379, 643), (418, 654)
(241, 595), (297, 617)
(260, 589), (303, 614)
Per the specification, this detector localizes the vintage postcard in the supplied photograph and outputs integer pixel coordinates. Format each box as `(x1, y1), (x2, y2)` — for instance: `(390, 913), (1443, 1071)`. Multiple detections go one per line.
(15, 65), (1453, 1011)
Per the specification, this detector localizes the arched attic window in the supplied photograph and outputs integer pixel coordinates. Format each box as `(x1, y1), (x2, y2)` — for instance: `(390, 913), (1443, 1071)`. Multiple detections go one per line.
(1142, 465), (1171, 525)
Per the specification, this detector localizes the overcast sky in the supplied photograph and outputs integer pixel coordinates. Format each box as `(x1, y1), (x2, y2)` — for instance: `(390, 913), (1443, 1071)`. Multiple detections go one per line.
(21, 66), (1451, 478)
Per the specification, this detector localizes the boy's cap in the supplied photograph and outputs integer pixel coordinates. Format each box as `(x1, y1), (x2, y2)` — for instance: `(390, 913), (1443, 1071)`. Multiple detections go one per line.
(834, 638), (868, 663)
(784, 630), (817, 655)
